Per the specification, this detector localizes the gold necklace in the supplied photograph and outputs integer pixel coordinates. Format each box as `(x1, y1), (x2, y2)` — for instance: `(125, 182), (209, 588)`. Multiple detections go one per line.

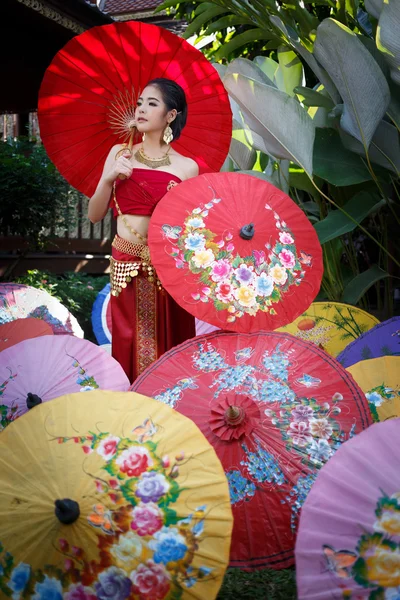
(112, 183), (148, 243)
(133, 143), (171, 169)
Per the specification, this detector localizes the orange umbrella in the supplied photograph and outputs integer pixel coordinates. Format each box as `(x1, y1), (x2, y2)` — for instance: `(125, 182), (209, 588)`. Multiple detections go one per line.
(0, 318), (53, 352)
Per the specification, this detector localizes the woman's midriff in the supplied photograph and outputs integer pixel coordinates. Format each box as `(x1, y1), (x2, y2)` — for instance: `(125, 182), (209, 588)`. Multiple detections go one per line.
(116, 213), (151, 245)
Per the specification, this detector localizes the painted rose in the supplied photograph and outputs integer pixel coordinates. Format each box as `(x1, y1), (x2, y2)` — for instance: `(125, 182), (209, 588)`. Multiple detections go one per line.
(149, 527), (188, 564)
(364, 546), (400, 588)
(234, 264), (254, 285)
(184, 232), (206, 252)
(131, 502), (164, 536)
(288, 421), (312, 447)
(135, 472), (170, 504)
(95, 567), (132, 600)
(291, 405), (314, 422)
(374, 508), (400, 537)
(309, 418), (333, 440)
(308, 439), (332, 464)
(97, 436), (120, 461)
(269, 264), (288, 286)
(8, 563), (30, 598)
(115, 446), (153, 478)
(131, 560), (170, 600)
(278, 249), (296, 269)
(215, 281), (234, 302)
(64, 584), (97, 600)
(254, 273), (274, 297)
(110, 531), (142, 571)
(192, 249), (215, 269)
(210, 259), (232, 282)
(32, 576), (62, 600)
(186, 217), (205, 229)
(279, 232), (294, 245)
(234, 285), (257, 308)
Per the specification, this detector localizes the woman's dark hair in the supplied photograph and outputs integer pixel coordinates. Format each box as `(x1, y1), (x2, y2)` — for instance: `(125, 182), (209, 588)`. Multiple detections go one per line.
(146, 78), (187, 141)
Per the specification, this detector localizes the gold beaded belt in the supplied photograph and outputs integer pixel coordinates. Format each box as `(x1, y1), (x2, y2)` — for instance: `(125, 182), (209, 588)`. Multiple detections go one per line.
(110, 236), (162, 297)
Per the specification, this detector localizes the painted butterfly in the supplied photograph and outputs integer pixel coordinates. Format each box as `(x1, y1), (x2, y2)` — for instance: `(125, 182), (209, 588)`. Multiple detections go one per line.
(296, 373), (321, 388)
(87, 504), (114, 535)
(161, 224), (182, 240)
(299, 251), (313, 267)
(323, 545), (357, 578)
(132, 417), (158, 443)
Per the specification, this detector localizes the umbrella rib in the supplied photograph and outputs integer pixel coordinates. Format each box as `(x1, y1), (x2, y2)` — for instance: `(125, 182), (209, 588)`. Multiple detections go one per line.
(41, 70), (112, 106)
(93, 26), (130, 93)
(55, 49), (118, 98)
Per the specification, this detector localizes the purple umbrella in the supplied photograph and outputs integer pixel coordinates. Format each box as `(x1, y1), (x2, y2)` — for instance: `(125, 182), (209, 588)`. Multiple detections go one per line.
(337, 316), (400, 368)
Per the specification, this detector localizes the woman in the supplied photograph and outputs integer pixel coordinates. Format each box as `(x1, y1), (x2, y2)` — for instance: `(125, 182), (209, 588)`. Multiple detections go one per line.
(88, 78), (198, 382)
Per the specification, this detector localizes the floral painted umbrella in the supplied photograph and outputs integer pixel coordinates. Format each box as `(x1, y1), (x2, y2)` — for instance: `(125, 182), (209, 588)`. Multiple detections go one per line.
(338, 316), (400, 367)
(0, 283), (83, 337)
(0, 391), (232, 599)
(295, 419), (400, 600)
(0, 318), (53, 352)
(148, 172), (323, 333)
(0, 335), (129, 431)
(132, 331), (371, 569)
(276, 302), (379, 357)
(347, 356), (400, 423)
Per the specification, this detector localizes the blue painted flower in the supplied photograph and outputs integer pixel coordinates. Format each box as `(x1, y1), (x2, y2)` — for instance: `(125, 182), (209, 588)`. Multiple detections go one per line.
(192, 343), (227, 372)
(8, 562), (30, 598)
(241, 442), (285, 485)
(149, 527), (188, 564)
(226, 470), (256, 504)
(32, 576), (62, 600)
(95, 567), (132, 600)
(286, 472), (318, 530)
(186, 217), (205, 229)
(184, 232), (206, 252)
(262, 345), (291, 380)
(211, 365), (256, 397)
(385, 588), (400, 600)
(234, 264), (254, 285)
(255, 273), (274, 297)
(255, 379), (295, 404)
(308, 439), (332, 465)
(366, 391), (384, 406)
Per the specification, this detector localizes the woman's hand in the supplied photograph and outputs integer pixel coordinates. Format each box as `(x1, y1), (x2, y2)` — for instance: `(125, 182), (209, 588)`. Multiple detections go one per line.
(103, 150), (133, 184)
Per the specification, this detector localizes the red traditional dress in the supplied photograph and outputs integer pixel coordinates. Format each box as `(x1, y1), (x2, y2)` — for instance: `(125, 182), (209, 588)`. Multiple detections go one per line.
(110, 169), (195, 382)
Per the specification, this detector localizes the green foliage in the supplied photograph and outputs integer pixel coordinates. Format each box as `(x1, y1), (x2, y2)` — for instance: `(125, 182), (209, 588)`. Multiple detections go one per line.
(0, 138), (81, 249)
(217, 567), (296, 599)
(13, 270), (109, 342)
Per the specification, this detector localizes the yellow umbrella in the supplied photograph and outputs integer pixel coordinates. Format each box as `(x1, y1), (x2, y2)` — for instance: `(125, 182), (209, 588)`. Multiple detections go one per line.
(276, 301), (379, 357)
(0, 391), (232, 599)
(347, 356), (400, 422)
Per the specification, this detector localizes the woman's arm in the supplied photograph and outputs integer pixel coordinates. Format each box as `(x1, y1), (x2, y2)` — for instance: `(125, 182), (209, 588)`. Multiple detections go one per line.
(87, 145), (133, 224)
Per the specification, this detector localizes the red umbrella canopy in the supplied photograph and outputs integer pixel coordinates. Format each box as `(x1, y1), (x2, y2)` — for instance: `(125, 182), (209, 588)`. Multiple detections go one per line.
(148, 173), (323, 333)
(38, 21), (232, 197)
(132, 331), (371, 570)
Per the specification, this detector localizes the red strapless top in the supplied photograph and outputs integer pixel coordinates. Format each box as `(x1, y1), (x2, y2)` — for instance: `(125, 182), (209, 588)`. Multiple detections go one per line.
(111, 168), (182, 218)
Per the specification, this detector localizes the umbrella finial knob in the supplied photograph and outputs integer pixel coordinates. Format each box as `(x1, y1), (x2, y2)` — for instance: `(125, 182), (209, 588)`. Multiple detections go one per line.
(55, 499), (80, 525)
(224, 405), (245, 426)
(26, 393), (42, 409)
(239, 223), (255, 240)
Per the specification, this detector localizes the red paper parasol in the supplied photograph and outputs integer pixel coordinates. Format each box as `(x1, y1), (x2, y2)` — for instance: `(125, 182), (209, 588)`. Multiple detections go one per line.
(0, 318), (53, 352)
(38, 21), (232, 197)
(131, 331), (371, 569)
(148, 173), (323, 333)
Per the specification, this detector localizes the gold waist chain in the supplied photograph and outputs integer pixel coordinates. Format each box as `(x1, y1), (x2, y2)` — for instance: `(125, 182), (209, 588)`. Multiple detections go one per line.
(110, 236), (162, 297)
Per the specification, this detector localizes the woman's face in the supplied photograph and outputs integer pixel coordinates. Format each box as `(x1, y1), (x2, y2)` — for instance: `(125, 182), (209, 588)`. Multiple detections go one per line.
(135, 85), (175, 134)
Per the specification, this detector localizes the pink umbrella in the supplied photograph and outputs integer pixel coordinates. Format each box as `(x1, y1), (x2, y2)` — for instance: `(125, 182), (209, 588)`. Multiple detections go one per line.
(0, 335), (130, 430)
(295, 418), (400, 599)
(0, 283), (83, 337)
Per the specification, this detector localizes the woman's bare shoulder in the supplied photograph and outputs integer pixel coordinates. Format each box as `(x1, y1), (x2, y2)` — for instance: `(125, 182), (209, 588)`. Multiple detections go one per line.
(172, 152), (199, 179)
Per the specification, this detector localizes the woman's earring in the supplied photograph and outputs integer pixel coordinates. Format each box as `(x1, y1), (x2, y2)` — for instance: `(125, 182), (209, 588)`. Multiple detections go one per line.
(163, 123), (173, 145)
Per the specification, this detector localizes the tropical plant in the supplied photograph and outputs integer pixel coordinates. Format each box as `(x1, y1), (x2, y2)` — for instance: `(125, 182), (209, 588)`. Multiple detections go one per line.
(158, 0), (400, 314)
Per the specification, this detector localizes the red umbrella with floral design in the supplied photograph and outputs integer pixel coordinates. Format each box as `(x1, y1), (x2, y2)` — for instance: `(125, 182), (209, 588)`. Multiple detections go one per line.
(132, 330), (372, 570)
(148, 173), (323, 333)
